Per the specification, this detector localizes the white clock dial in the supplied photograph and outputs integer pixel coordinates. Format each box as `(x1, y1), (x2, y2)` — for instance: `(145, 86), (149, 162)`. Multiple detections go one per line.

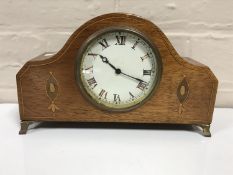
(77, 28), (161, 111)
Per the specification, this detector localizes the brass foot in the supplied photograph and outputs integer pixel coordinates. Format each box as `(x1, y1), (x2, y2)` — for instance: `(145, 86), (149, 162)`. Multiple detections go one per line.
(199, 124), (211, 137)
(19, 121), (33, 135)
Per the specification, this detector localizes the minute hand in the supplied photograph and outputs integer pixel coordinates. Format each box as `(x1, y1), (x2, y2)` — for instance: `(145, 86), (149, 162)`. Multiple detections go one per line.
(99, 54), (146, 83)
(120, 72), (147, 83)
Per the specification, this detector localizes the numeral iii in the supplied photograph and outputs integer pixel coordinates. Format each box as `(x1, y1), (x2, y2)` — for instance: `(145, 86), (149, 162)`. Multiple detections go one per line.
(143, 69), (152, 76)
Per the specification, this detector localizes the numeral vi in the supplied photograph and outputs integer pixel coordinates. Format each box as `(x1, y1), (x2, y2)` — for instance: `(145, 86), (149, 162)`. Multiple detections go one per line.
(113, 94), (121, 103)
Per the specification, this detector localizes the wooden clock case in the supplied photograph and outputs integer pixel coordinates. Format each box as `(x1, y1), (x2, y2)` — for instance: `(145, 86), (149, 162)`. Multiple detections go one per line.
(16, 13), (218, 136)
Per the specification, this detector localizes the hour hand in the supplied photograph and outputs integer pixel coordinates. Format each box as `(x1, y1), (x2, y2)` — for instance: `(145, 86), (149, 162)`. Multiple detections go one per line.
(99, 55), (109, 63)
(99, 55), (121, 74)
(87, 53), (108, 63)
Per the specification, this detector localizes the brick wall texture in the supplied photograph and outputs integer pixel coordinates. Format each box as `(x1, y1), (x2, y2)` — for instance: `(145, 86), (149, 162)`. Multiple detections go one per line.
(0, 0), (232, 107)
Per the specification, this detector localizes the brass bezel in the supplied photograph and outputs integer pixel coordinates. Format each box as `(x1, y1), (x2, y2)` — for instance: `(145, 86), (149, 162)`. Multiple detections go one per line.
(75, 26), (162, 112)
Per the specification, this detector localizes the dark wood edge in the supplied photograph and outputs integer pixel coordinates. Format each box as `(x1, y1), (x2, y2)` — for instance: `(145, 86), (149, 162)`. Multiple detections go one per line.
(17, 117), (212, 125)
(183, 57), (207, 67)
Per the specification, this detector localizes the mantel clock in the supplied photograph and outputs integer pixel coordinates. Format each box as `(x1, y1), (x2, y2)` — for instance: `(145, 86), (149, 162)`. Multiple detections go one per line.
(16, 13), (218, 136)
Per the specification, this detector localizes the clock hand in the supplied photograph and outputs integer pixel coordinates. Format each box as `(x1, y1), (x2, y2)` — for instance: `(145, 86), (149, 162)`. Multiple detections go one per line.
(99, 55), (121, 74)
(120, 71), (147, 83)
(98, 55), (147, 83)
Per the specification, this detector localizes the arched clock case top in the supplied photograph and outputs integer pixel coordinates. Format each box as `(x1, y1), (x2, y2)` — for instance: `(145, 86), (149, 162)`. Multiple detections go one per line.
(16, 13), (218, 136)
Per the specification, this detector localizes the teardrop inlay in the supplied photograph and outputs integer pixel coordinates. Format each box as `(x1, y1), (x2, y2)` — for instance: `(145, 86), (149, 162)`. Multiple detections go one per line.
(180, 85), (185, 96)
(46, 72), (58, 101)
(177, 76), (189, 104)
(50, 83), (55, 93)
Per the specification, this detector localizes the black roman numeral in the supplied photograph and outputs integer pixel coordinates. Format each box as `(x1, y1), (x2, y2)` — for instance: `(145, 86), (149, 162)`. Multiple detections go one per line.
(137, 81), (147, 91)
(88, 53), (98, 59)
(98, 39), (109, 50)
(99, 89), (107, 99)
(113, 94), (121, 103)
(87, 77), (97, 89)
(115, 35), (126, 45)
(84, 66), (93, 73)
(131, 39), (139, 50)
(129, 92), (135, 99)
(140, 53), (151, 61)
(143, 69), (152, 76)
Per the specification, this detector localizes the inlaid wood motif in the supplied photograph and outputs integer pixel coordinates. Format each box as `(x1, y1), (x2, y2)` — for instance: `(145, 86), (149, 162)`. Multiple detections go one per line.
(177, 75), (189, 115)
(46, 72), (59, 113)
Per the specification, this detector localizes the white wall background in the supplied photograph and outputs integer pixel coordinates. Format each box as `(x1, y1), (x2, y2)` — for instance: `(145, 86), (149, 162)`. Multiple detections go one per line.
(0, 0), (232, 107)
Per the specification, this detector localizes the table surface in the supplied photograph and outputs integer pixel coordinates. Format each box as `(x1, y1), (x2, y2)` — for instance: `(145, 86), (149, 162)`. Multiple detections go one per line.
(0, 104), (233, 175)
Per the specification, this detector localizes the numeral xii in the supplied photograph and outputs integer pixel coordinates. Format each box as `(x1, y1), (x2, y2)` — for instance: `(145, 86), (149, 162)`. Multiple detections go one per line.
(115, 35), (126, 45)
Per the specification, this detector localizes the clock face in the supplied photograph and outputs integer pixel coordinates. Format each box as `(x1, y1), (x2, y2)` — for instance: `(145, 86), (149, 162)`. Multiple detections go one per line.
(76, 28), (162, 111)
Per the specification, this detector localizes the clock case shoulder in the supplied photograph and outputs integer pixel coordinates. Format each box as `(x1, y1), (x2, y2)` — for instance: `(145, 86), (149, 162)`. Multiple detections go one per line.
(16, 13), (218, 133)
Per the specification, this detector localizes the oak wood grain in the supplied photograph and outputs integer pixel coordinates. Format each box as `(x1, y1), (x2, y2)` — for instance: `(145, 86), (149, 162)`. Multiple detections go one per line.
(16, 13), (218, 125)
